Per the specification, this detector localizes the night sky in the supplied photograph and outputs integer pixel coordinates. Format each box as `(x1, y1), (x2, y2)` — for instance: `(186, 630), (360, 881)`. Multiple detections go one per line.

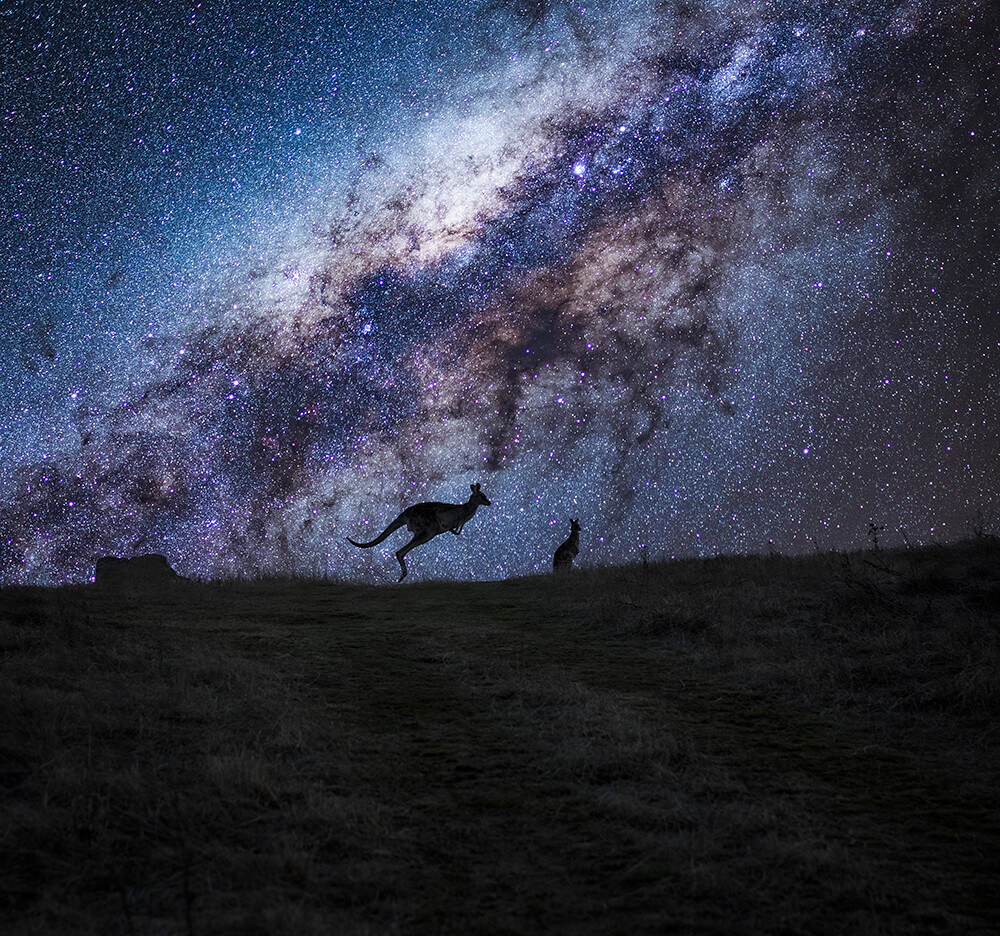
(2, 0), (997, 584)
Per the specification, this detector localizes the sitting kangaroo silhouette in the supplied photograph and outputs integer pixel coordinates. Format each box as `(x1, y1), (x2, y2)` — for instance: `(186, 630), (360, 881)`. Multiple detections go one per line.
(553, 518), (581, 571)
(348, 483), (491, 581)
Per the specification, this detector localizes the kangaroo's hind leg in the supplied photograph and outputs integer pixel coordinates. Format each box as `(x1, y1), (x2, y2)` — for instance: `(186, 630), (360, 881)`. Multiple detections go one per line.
(395, 529), (435, 581)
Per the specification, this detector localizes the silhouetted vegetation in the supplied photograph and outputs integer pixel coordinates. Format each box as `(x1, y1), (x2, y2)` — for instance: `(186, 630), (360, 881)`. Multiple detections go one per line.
(2, 539), (998, 933)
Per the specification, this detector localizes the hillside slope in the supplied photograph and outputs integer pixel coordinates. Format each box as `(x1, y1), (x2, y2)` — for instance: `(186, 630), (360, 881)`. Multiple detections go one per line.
(2, 540), (998, 933)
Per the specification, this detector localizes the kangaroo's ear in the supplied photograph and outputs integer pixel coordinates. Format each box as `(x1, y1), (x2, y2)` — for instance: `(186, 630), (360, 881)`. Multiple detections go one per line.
(472, 482), (480, 492)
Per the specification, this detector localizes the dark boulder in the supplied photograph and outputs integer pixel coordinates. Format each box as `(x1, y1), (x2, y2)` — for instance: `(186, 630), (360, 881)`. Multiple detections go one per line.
(94, 554), (182, 588)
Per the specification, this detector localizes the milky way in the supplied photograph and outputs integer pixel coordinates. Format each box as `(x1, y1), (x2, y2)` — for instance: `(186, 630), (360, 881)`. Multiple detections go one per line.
(2, 1), (997, 584)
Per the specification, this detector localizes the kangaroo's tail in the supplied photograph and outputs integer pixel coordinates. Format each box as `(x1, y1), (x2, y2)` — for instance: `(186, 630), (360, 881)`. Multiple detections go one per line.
(347, 511), (407, 549)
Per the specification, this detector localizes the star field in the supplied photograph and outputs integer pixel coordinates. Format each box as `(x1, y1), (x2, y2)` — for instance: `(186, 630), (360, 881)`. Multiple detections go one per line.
(1, 1), (997, 583)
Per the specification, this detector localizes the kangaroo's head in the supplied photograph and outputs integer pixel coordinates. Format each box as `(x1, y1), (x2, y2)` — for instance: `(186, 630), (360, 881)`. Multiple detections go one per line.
(569, 518), (581, 533)
(470, 482), (491, 507)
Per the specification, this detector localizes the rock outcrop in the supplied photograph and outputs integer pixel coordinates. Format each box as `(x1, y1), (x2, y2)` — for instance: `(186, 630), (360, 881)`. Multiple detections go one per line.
(94, 554), (182, 588)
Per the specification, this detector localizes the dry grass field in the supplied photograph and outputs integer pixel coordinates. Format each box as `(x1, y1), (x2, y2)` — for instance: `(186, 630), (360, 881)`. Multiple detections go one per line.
(2, 539), (999, 934)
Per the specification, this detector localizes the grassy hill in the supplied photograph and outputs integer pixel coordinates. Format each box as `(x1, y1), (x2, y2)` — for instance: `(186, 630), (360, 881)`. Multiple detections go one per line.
(2, 539), (999, 934)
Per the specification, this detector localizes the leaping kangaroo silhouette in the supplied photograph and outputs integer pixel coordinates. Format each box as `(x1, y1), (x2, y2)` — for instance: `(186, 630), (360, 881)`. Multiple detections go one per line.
(553, 518), (581, 571)
(347, 483), (492, 581)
